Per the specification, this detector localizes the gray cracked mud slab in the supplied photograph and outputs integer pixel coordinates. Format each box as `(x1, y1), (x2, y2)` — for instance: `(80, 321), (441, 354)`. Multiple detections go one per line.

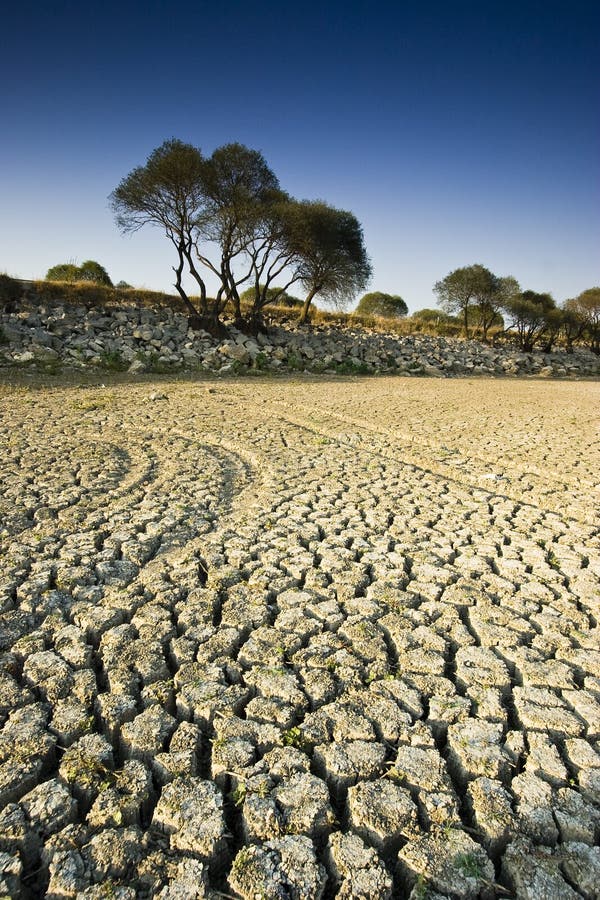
(0, 375), (599, 898)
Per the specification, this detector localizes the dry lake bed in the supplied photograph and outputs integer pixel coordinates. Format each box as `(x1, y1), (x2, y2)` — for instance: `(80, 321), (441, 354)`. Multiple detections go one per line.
(1, 375), (599, 898)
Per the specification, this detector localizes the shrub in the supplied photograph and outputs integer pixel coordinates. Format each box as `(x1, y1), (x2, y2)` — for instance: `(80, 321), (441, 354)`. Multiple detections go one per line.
(46, 263), (81, 282)
(0, 273), (22, 310)
(32, 280), (179, 310)
(355, 291), (408, 318)
(46, 260), (113, 286)
(97, 350), (128, 372)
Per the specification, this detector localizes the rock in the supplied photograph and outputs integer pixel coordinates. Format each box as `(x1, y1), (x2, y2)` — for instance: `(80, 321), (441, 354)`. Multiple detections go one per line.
(229, 835), (326, 900)
(151, 777), (227, 863)
(347, 778), (419, 852)
(502, 837), (580, 899)
(325, 831), (392, 898)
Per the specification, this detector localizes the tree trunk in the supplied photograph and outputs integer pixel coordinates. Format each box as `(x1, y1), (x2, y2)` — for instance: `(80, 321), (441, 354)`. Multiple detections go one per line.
(172, 247), (198, 318)
(299, 287), (318, 325)
(463, 303), (470, 340)
(182, 247), (208, 315)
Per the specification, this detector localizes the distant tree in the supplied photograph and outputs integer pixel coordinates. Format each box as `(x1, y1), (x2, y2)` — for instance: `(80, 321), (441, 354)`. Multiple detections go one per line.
(412, 307), (454, 323)
(239, 285), (302, 309)
(46, 263), (81, 282)
(561, 298), (586, 351)
(78, 260), (113, 286)
(110, 139), (209, 320)
(502, 289), (556, 351)
(434, 264), (494, 339)
(476, 275), (519, 342)
(116, 280), (133, 290)
(46, 261), (112, 285)
(289, 201), (371, 324)
(356, 292), (408, 318)
(434, 265), (519, 342)
(569, 287), (600, 354)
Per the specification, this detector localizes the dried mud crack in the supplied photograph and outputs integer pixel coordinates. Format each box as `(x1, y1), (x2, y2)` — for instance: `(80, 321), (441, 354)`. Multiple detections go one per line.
(1, 375), (599, 899)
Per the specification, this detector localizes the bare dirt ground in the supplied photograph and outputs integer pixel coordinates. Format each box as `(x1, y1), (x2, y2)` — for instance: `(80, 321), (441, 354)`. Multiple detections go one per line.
(1, 374), (599, 898)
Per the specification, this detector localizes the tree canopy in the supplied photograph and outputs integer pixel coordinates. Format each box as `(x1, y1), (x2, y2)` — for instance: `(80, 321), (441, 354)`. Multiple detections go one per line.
(110, 139), (208, 318)
(356, 291), (408, 319)
(434, 264), (519, 340)
(46, 260), (112, 286)
(565, 287), (600, 353)
(502, 289), (556, 351)
(110, 140), (371, 330)
(288, 201), (371, 324)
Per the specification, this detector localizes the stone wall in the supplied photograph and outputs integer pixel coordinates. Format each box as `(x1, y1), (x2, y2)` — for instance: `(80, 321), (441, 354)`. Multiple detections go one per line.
(1, 300), (599, 378)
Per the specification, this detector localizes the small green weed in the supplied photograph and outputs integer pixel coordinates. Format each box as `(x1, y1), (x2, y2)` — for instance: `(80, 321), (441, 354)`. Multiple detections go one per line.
(455, 852), (484, 879)
(282, 726), (309, 751)
(98, 350), (128, 372)
(333, 360), (371, 375)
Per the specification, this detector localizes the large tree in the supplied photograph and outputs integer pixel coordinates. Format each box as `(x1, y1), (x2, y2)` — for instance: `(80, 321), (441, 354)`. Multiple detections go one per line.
(568, 287), (600, 354)
(502, 289), (556, 351)
(477, 275), (519, 342)
(196, 143), (284, 324)
(356, 291), (408, 318)
(110, 139), (208, 320)
(434, 264), (519, 342)
(288, 201), (371, 324)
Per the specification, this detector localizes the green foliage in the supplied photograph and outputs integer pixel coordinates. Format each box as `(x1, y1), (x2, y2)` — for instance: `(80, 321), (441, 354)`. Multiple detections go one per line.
(285, 351), (304, 371)
(282, 727), (310, 751)
(334, 360), (371, 375)
(454, 852), (484, 879)
(231, 782), (247, 807)
(116, 280), (132, 289)
(434, 264), (518, 340)
(568, 287), (600, 353)
(110, 139), (209, 316)
(253, 352), (269, 370)
(111, 141), (371, 329)
(356, 291), (408, 318)
(32, 279), (177, 310)
(0, 273), (22, 308)
(78, 260), (113, 285)
(97, 350), (128, 372)
(46, 260), (112, 286)
(503, 289), (556, 351)
(239, 285), (302, 309)
(0, 326), (7, 345)
(46, 263), (81, 282)
(290, 200), (372, 323)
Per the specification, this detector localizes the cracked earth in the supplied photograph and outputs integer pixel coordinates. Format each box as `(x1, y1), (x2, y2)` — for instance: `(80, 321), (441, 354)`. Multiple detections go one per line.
(1, 375), (599, 898)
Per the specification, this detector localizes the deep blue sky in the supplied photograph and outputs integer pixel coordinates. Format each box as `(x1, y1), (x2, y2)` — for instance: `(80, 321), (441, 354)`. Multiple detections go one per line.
(1, 0), (598, 311)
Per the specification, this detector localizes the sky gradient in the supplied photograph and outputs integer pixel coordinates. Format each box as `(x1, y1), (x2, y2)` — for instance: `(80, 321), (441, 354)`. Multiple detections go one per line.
(1, 0), (598, 312)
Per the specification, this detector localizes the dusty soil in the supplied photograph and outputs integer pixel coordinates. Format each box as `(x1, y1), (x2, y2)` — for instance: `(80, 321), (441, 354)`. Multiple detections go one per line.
(1, 374), (599, 898)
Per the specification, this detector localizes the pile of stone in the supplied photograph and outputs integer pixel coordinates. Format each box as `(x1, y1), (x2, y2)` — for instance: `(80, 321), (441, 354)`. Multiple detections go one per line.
(1, 300), (599, 377)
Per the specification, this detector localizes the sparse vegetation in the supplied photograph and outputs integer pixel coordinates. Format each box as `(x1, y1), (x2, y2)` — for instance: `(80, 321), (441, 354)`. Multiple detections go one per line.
(110, 139), (371, 330)
(356, 291), (408, 319)
(0, 272), (22, 310)
(46, 260), (113, 286)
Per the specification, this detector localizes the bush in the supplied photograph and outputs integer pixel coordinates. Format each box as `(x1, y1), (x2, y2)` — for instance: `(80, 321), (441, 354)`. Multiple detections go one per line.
(46, 260), (113, 286)
(355, 292), (408, 318)
(32, 280), (179, 310)
(46, 263), (81, 282)
(0, 273), (22, 310)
